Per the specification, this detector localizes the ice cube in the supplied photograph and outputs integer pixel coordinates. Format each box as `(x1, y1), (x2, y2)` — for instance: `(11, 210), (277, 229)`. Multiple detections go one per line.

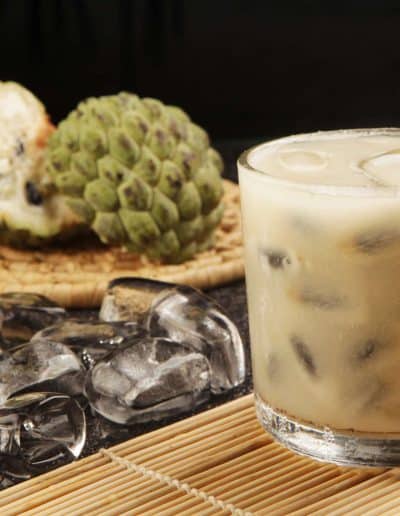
(279, 149), (328, 172)
(20, 393), (86, 464)
(0, 292), (66, 348)
(100, 277), (175, 322)
(0, 414), (20, 455)
(0, 341), (83, 404)
(0, 392), (86, 467)
(31, 320), (145, 368)
(91, 362), (132, 398)
(1, 392), (48, 410)
(0, 455), (32, 481)
(147, 285), (245, 392)
(85, 337), (210, 424)
(1, 475), (16, 488)
(359, 149), (400, 186)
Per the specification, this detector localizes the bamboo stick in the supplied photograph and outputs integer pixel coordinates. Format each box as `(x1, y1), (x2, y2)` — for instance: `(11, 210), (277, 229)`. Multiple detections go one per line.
(381, 508), (400, 516)
(18, 429), (264, 515)
(7, 429), (262, 514)
(169, 462), (331, 516)
(9, 416), (260, 512)
(355, 485), (400, 516)
(65, 443), (285, 515)
(0, 395), (254, 506)
(306, 478), (399, 516)
(92, 450), (295, 516)
(293, 472), (395, 515)
(95, 443), (290, 515)
(255, 472), (371, 514)
(4, 392), (400, 516)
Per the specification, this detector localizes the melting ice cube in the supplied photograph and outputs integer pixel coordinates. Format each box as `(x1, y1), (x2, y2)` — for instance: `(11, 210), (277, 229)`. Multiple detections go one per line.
(19, 393), (86, 464)
(0, 392), (86, 468)
(85, 337), (210, 424)
(0, 414), (20, 455)
(99, 278), (246, 393)
(0, 341), (83, 404)
(31, 320), (145, 368)
(147, 285), (246, 392)
(0, 292), (66, 349)
(359, 149), (400, 186)
(279, 149), (328, 172)
(99, 277), (175, 322)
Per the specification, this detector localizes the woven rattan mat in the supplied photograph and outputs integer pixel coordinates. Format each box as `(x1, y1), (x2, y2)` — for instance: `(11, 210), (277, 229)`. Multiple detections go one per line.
(1, 394), (399, 515)
(0, 180), (243, 308)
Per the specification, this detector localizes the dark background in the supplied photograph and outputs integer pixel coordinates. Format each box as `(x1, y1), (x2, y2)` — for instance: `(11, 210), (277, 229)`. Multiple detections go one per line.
(2, 0), (400, 142)
(2, 1), (397, 488)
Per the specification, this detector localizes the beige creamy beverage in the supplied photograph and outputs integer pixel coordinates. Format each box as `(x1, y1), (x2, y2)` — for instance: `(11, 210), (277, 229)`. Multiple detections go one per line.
(239, 129), (400, 434)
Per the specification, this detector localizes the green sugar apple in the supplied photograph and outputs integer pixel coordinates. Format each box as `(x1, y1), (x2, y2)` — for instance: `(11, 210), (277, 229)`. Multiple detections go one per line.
(0, 85), (225, 262)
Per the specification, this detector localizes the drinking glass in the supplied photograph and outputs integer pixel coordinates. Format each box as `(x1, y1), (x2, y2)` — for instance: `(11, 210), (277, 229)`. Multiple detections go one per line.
(238, 129), (400, 466)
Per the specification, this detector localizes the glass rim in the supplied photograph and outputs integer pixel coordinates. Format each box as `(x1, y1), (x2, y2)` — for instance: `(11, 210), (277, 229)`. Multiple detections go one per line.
(237, 127), (400, 197)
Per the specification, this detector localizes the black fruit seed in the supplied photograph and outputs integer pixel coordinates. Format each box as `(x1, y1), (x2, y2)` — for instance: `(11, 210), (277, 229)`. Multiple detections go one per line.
(25, 181), (43, 205)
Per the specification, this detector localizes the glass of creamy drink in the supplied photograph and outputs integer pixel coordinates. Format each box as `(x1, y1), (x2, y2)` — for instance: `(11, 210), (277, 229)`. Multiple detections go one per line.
(238, 129), (400, 466)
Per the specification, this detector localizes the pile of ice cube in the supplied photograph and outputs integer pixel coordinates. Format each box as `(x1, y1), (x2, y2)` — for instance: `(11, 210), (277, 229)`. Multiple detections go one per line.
(0, 278), (245, 486)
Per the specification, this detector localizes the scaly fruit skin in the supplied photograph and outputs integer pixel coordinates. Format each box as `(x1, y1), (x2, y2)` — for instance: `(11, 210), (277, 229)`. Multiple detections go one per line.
(0, 82), (81, 246)
(44, 93), (224, 262)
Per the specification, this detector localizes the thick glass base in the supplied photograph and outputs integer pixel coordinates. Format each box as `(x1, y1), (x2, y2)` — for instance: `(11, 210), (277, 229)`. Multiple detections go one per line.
(256, 394), (400, 467)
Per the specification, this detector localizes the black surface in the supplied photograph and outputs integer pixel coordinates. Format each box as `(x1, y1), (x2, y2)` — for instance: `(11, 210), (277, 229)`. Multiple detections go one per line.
(2, 139), (254, 488)
(2, 1), (400, 139)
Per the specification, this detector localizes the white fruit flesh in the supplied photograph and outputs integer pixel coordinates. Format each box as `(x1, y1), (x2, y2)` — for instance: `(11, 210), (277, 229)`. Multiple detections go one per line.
(0, 82), (71, 238)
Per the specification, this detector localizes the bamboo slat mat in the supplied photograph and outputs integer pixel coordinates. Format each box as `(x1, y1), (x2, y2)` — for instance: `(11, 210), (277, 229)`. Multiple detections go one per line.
(2, 394), (400, 515)
(0, 180), (243, 308)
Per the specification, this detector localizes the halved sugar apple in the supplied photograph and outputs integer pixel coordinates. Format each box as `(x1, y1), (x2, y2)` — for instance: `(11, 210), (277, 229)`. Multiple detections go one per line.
(0, 82), (80, 245)
(43, 93), (225, 262)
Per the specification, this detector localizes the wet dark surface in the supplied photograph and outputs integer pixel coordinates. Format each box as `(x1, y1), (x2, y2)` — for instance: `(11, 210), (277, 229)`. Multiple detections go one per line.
(1, 140), (254, 488)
